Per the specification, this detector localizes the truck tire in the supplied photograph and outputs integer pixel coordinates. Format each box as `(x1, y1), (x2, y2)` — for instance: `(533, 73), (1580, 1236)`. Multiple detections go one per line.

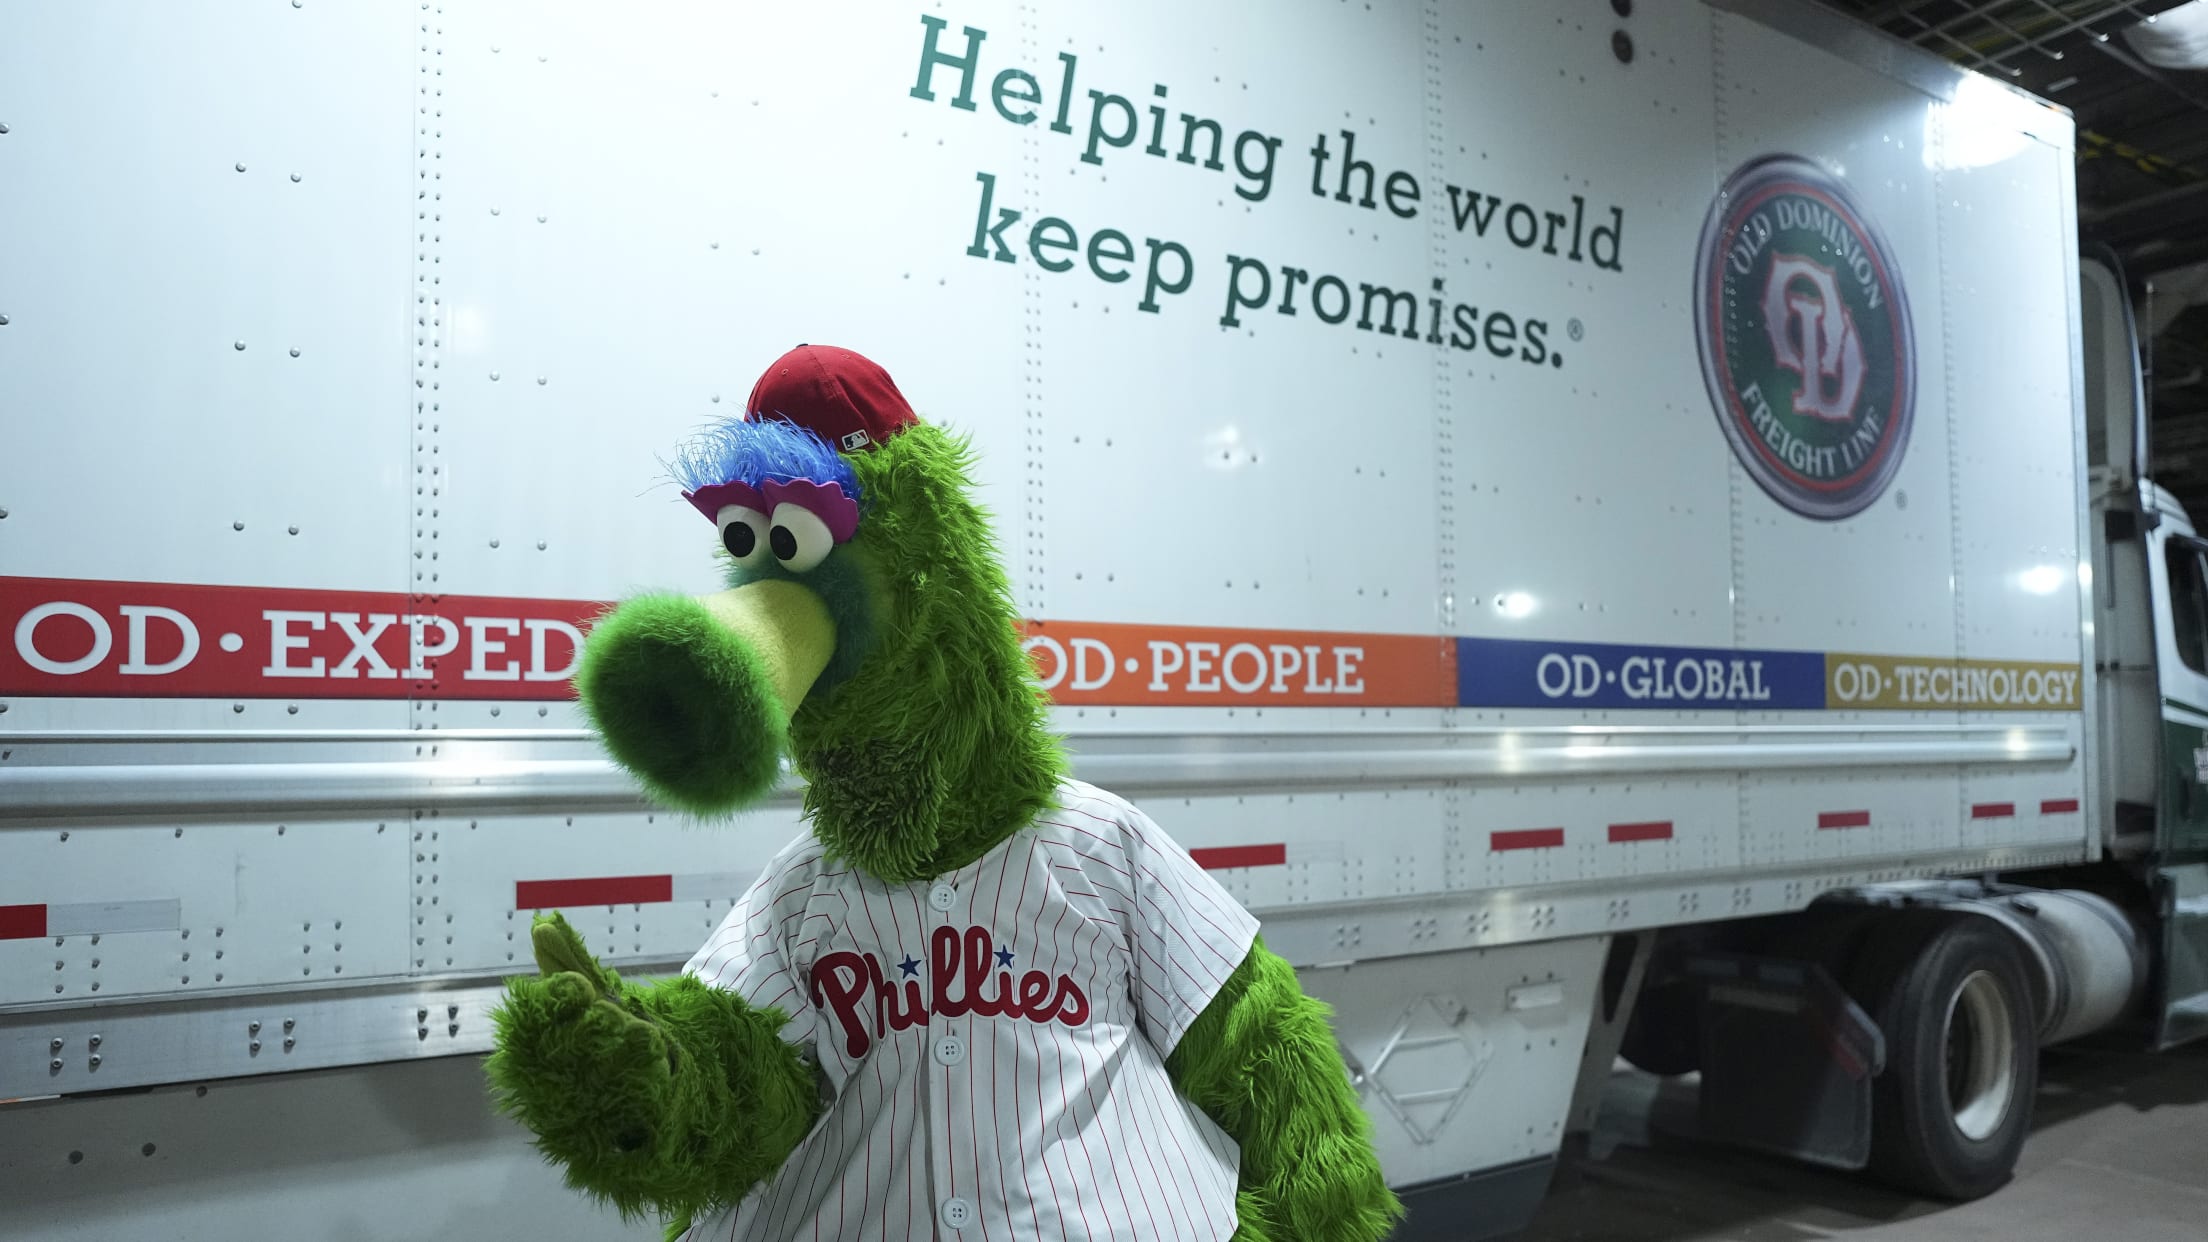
(1848, 909), (2038, 1201)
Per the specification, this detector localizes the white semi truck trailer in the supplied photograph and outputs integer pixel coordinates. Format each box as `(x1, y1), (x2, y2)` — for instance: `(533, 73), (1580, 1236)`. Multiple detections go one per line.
(2, 1), (2201, 1238)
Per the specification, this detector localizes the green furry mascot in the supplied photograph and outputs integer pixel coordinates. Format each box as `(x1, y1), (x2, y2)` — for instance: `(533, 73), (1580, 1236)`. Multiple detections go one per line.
(488, 345), (1401, 1241)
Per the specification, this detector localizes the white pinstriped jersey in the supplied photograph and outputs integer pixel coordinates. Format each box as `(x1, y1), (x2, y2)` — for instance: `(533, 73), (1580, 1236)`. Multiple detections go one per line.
(680, 779), (1258, 1242)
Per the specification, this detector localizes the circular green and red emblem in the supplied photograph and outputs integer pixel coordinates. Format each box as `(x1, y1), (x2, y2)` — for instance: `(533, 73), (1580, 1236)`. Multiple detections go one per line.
(1694, 155), (1915, 520)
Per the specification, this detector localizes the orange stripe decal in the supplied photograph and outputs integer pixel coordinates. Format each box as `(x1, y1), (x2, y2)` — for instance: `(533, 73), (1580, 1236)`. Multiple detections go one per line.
(1022, 620), (1456, 708)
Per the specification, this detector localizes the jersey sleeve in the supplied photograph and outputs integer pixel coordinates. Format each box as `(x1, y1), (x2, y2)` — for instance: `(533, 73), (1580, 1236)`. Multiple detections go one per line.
(684, 854), (820, 1050)
(1118, 801), (1262, 1057)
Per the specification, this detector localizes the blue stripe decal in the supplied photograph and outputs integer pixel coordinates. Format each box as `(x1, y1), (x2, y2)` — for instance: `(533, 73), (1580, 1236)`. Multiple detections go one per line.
(1456, 636), (1826, 710)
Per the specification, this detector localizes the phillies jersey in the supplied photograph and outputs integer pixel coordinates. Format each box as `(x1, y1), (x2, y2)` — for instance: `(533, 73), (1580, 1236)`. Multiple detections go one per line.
(678, 779), (1260, 1242)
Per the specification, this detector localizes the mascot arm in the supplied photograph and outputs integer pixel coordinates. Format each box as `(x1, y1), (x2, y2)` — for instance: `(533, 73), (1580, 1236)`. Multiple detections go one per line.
(1166, 935), (1404, 1242)
(488, 912), (821, 1229)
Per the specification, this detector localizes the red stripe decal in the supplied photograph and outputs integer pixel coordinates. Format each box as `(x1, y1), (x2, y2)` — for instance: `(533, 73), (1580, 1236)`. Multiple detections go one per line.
(1189, 844), (1287, 870)
(1818, 811), (1872, 830)
(1608, 821), (1674, 843)
(0, 904), (48, 940)
(515, 875), (673, 910)
(1971, 803), (2016, 820)
(2041, 798), (2081, 815)
(1491, 828), (1565, 852)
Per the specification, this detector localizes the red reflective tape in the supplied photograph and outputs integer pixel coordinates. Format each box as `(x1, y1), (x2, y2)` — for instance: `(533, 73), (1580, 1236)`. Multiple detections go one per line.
(1971, 803), (2016, 820)
(1491, 828), (1565, 852)
(1818, 811), (1872, 830)
(515, 875), (673, 910)
(1608, 821), (1673, 843)
(2041, 798), (2081, 815)
(1189, 844), (1287, 870)
(0, 904), (48, 940)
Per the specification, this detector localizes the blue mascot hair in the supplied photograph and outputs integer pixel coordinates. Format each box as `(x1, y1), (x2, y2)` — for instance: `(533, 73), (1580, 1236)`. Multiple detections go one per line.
(670, 417), (861, 501)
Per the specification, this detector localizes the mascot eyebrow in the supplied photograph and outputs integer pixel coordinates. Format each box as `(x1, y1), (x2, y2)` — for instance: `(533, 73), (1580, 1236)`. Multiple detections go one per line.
(672, 416), (862, 543)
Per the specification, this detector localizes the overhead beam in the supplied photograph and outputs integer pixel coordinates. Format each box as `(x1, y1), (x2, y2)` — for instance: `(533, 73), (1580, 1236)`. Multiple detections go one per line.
(2084, 178), (2208, 245)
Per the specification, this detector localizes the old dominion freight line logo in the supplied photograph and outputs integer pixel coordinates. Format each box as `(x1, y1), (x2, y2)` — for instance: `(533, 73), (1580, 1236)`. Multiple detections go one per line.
(1694, 155), (1915, 520)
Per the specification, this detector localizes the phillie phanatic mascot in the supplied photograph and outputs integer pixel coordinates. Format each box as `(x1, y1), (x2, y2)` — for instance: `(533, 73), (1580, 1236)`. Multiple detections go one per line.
(488, 345), (1400, 1241)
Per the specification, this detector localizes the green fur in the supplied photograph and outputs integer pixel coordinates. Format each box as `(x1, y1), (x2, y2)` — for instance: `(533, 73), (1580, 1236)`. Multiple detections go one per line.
(787, 424), (1066, 883)
(486, 913), (820, 1227)
(573, 592), (788, 815)
(1170, 937), (1406, 1241)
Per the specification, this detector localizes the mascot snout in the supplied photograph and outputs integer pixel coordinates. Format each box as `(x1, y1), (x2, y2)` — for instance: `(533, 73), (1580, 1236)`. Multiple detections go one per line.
(575, 578), (835, 815)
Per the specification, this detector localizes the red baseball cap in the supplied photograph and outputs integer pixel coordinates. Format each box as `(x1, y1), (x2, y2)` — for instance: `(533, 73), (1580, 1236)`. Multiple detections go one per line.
(745, 344), (919, 453)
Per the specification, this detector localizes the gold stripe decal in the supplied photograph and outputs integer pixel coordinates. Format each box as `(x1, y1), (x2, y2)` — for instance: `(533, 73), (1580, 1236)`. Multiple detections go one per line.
(1825, 654), (2082, 711)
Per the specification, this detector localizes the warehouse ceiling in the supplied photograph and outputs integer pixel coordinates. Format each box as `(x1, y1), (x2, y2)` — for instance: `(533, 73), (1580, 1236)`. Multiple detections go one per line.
(1817, 0), (2208, 510)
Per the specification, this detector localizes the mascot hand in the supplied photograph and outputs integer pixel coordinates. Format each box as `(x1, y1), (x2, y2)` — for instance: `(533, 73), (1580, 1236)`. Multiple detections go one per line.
(488, 915), (690, 1189)
(573, 588), (835, 817)
(488, 912), (822, 1225)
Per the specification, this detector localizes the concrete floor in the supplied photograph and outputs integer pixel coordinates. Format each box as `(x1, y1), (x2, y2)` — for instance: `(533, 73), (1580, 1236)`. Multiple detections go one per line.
(1519, 1041), (2208, 1241)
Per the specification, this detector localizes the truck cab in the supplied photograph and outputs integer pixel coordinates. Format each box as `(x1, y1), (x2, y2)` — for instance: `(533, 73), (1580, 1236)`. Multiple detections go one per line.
(2084, 254), (2208, 1047)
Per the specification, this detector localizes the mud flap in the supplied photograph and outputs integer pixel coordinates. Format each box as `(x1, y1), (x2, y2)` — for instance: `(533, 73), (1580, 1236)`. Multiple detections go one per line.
(2157, 863), (2208, 1048)
(1685, 951), (1887, 1169)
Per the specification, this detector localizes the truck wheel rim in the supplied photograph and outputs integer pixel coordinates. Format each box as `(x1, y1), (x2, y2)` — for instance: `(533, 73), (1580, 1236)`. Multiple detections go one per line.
(1943, 970), (2017, 1141)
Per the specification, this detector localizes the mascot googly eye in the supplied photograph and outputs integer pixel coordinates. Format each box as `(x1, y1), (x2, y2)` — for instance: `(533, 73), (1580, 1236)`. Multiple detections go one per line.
(763, 503), (835, 573)
(715, 505), (771, 569)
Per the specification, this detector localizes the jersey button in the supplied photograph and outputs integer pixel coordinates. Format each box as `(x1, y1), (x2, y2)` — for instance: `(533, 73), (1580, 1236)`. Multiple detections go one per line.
(927, 882), (958, 913)
(932, 1033), (966, 1066)
(939, 1196), (974, 1232)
